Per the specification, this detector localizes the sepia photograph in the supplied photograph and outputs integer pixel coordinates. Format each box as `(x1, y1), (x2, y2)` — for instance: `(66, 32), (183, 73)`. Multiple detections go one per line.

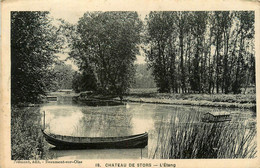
(1, 0), (259, 168)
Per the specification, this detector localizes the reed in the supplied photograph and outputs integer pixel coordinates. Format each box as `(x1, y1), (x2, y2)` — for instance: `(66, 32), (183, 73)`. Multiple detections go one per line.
(150, 112), (256, 159)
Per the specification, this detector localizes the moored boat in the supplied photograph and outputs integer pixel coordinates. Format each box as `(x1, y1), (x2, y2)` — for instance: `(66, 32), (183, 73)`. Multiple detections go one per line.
(42, 130), (148, 149)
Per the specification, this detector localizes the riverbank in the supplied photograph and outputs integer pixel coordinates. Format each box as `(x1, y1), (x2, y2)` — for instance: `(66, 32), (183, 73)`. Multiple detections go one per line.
(117, 88), (256, 110)
(11, 106), (54, 160)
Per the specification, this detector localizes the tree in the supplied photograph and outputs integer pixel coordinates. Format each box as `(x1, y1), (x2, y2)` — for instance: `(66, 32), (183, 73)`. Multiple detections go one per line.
(189, 12), (208, 93)
(144, 11), (255, 94)
(52, 62), (75, 90)
(69, 12), (142, 96)
(132, 64), (156, 88)
(11, 11), (63, 104)
(144, 12), (174, 93)
(175, 12), (191, 93)
(231, 11), (255, 94)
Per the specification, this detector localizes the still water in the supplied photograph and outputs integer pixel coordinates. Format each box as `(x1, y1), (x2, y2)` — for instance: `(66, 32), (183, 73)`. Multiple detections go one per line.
(41, 94), (256, 159)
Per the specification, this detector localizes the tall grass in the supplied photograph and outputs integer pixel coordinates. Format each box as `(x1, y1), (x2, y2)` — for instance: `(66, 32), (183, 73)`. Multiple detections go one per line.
(11, 106), (54, 160)
(150, 112), (256, 159)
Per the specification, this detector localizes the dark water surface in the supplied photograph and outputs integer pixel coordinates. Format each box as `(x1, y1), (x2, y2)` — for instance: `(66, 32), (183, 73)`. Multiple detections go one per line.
(41, 94), (256, 159)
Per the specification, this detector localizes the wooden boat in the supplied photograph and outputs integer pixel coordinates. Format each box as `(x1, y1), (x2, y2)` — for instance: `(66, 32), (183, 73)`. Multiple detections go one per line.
(42, 130), (148, 149)
(202, 111), (231, 123)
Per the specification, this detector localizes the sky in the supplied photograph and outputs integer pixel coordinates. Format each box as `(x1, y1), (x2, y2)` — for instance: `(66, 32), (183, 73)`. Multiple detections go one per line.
(50, 11), (149, 69)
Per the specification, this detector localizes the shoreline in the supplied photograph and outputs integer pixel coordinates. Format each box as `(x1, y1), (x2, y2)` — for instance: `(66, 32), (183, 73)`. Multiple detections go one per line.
(113, 96), (256, 110)
(19, 91), (256, 110)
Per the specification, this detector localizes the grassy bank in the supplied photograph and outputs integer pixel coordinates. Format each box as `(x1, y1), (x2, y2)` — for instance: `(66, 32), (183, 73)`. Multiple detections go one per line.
(150, 112), (256, 159)
(120, 88), (256, 109)
(11, 106), (54, 160)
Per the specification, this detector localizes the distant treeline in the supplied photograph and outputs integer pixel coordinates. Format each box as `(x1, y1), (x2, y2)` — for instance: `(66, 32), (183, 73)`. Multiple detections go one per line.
(144, 11), (255, 94)
(132, 64), (156, 88)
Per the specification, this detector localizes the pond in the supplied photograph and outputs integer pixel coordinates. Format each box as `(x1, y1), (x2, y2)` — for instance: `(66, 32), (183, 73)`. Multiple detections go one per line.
(41, 94), (256, 159)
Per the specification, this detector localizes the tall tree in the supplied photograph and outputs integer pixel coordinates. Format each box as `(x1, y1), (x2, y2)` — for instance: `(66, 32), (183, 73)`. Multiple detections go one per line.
(232, 11), (255, 94)
(69, 12), (142, 96)
(175, 12), (190, 93)
(145, 12), (174, 93)
(190, 12), (208, 93)
(144, 11), (255, 94)
(11, 12), (62, 104)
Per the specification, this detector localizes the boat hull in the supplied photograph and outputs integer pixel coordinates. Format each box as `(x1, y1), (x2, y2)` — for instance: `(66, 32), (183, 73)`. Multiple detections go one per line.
(42, 130), (148, 150)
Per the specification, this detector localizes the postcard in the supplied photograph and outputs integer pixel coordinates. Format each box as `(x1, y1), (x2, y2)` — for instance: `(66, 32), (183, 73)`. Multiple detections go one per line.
(1, 0), (259, 167)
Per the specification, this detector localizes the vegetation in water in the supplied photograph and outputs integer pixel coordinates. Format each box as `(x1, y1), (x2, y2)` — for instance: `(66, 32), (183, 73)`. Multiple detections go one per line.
(150, 112), (256, 159)
(11, 107), (54, 160)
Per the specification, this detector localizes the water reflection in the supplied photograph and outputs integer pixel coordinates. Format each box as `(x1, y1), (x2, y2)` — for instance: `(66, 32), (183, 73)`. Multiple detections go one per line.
(75, 107), (133, 137)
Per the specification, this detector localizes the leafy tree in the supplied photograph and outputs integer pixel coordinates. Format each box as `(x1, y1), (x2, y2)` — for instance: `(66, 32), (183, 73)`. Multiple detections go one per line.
(132, 64), (156, 88)
(145, 12), (174, 93)
(72, 71), (97, 93)
(189, 12), (208, 93)
(69, 12), (142, 96)
(144, 11), (255, 94)
(11, 11), (62, 104)
(231, 11), (255, 94)
(175, 12), (191, 93)
(52, 62), (75, 90)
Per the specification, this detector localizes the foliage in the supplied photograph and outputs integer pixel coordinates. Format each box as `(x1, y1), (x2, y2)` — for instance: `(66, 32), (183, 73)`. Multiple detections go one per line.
(144, 11), (255, 94)
(52, 62), (75, 90)
(132, 64), (156, 88)
(11, 107), (54, 160)
(151, 112), (256, 158)
(72, 71), (97, 93)
(11, 12), (63, 104)
(69, 12), (142, 95)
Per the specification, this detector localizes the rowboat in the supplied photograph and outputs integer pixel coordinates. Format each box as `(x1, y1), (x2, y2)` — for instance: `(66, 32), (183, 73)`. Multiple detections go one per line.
(42, 130), (148, 149)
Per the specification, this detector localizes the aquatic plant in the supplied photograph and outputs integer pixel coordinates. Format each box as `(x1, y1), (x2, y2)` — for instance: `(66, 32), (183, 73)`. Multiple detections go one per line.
(150, 112), (256, 159)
